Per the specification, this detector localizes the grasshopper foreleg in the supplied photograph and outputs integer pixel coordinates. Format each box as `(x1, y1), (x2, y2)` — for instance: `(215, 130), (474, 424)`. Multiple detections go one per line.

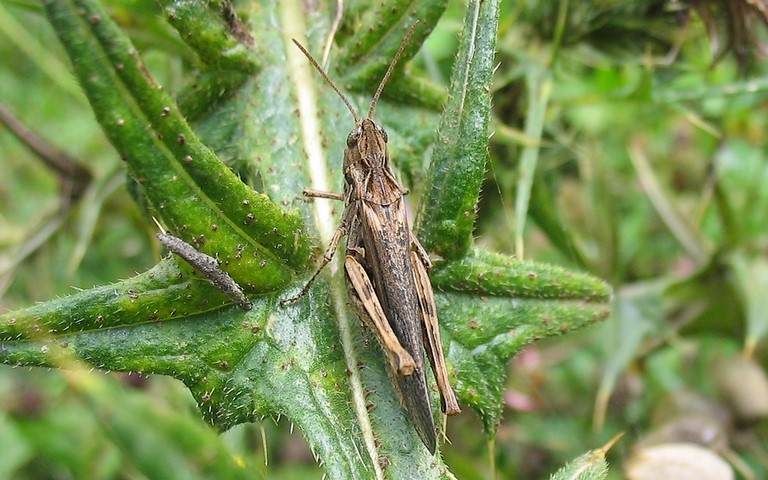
(303, 189), (345, 201)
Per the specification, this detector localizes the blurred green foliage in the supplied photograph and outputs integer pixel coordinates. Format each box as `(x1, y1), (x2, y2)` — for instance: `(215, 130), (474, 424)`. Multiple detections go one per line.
(2, 0), (768, 479)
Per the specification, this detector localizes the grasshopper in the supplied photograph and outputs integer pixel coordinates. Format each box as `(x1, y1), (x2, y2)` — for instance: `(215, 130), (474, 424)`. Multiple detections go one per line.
(283, 24), (460, 453)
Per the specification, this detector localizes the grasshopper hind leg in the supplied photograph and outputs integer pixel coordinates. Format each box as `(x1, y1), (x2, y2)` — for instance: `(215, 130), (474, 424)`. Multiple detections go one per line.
(410, 250), (461, 416)
(345, 254), (438, 453)
(344, 255), (416, 375)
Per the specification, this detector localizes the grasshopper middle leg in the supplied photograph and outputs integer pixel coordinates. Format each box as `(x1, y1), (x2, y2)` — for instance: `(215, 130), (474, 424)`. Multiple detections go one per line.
(280, 189), (350, 305)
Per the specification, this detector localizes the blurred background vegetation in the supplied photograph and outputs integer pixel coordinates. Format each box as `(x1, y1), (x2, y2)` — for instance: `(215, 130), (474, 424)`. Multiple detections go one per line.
(2, 0), (768, 478)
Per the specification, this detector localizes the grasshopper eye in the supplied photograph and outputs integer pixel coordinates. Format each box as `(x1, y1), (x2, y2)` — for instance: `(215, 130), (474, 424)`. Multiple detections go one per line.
(376, 124), (389, 143)
(346, 128), (361, 148)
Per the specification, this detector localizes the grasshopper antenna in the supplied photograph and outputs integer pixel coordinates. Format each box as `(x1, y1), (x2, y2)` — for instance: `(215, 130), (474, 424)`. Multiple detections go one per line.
(292, 39), (360, 123)
(367, 21), (420, 119)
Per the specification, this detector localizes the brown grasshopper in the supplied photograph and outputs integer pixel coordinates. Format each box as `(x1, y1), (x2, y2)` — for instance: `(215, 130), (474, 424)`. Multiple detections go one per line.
(282, 24), (460, 453)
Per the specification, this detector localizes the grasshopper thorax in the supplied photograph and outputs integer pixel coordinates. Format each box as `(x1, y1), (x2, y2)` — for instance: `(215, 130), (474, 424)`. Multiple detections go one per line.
(343, 118), (398, 204)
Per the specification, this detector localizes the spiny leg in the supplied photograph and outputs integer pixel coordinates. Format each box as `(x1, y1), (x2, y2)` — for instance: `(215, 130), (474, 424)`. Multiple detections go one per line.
(410, 232), (433, 271)
(280, 224), (347, 305)
(410, 250), (460, 415)
(281, 189), (350, 305)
